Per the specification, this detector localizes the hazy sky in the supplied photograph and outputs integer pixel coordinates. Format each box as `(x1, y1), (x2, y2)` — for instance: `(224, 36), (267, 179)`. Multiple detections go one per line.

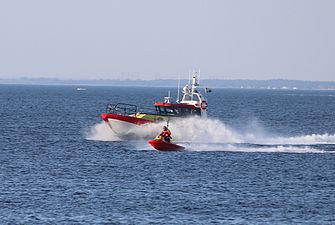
(0, 0), (334, 81)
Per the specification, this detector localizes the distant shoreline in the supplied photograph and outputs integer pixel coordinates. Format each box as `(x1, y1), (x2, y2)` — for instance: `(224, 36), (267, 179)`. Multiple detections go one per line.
(1, 78), (335, 90)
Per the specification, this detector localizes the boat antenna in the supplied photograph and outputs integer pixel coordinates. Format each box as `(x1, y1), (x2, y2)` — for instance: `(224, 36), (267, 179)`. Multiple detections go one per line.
(198, 68), (201, 84)
(176, 74), (180, 103)
(188, 69), (191, 86)
(166, 118), (170, 128)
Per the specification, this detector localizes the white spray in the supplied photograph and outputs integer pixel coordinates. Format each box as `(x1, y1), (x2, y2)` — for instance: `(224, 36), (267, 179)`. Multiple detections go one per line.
(86, 117), (335, 153)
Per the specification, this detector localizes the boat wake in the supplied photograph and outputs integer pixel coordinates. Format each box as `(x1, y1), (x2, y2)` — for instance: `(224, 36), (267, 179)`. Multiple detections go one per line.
(86, 117), (335, 153)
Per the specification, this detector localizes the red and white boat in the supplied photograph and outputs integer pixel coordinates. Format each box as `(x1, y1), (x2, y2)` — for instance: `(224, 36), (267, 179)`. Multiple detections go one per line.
(101, 71), (209, 137)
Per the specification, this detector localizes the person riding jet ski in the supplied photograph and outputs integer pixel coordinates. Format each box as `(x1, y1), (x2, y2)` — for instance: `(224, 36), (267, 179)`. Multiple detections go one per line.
(160, 126), (172, 143)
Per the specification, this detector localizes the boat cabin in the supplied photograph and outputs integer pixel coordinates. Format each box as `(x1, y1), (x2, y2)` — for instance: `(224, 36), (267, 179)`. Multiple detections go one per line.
(154, 71), (208, 118)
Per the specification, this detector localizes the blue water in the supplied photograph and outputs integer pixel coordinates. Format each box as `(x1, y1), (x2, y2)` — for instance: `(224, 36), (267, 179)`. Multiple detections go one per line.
(1, 85), (335, 224)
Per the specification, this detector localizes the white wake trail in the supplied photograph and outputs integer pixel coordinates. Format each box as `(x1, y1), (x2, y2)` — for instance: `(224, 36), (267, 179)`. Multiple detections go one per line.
(86, 117), (335, 153)
(256, 133), (335, 145)
(180, 143), (328, 153)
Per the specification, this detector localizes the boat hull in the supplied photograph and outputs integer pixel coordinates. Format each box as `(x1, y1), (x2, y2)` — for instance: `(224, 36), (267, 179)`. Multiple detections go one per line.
(148, 139), (185, 151)
(106, 118), (139, 136)
(101, 113), (153, 137)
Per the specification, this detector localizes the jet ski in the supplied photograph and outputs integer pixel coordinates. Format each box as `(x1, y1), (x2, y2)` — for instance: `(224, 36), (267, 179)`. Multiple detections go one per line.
(148, 136), (185, 151)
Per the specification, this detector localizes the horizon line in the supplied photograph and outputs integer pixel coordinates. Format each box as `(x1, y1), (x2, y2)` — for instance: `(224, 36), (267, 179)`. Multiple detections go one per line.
(1, 77), (335, 83)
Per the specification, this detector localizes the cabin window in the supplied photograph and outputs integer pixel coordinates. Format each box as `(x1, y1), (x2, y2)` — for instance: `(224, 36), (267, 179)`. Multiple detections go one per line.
(181, 107), (201, 116)
(155, 106), (200, 116)
(192, 94), (200, 101)
(183, 95), (191, 101)
(183, 94), (201, 102)
(165, 107), (175, 115)
(190, 108), (201, 115)
(156, 106), (164, 114)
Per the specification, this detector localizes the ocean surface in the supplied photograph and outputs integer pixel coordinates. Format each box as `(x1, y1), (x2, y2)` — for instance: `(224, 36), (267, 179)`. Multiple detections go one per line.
(1, 84), (335, 224)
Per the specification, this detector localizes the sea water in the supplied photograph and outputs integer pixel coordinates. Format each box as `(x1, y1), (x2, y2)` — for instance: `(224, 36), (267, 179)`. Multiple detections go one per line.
(0, 85), (334, 224)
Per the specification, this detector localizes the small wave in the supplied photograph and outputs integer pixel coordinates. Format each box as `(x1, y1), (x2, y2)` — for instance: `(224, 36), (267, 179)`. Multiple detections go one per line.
(282, 94), (335, 97)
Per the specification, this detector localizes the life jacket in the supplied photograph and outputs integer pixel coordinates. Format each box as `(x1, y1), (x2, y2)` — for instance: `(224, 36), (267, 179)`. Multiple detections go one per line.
(160, 129), (171, 138)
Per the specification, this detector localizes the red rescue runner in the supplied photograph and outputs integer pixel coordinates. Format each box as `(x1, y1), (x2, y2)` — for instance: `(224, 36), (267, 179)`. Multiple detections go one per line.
(148, 136), (185, 151)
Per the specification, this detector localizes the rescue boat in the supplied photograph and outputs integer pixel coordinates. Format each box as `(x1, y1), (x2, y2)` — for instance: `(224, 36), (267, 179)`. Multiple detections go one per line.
(101, 71), (209, 137)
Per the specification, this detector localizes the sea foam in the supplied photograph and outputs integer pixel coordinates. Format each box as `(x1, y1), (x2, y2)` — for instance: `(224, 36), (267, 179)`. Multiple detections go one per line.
(86, 117), (335, 153)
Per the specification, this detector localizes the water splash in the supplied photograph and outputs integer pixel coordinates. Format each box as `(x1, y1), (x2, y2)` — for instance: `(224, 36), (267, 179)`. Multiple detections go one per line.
(86, 122), (121, 141)
(87, 117), (335, 153)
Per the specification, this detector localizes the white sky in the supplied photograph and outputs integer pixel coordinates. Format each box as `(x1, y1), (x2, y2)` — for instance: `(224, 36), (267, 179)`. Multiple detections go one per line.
(0, 0), (334, 81)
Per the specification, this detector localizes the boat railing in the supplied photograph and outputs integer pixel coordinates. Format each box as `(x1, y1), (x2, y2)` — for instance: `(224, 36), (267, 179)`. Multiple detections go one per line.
(106, 103), (138, 116)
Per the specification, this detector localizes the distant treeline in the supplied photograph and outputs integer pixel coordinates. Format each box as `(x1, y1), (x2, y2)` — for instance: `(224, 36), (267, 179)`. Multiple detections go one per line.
(1, 77), (335, 90)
